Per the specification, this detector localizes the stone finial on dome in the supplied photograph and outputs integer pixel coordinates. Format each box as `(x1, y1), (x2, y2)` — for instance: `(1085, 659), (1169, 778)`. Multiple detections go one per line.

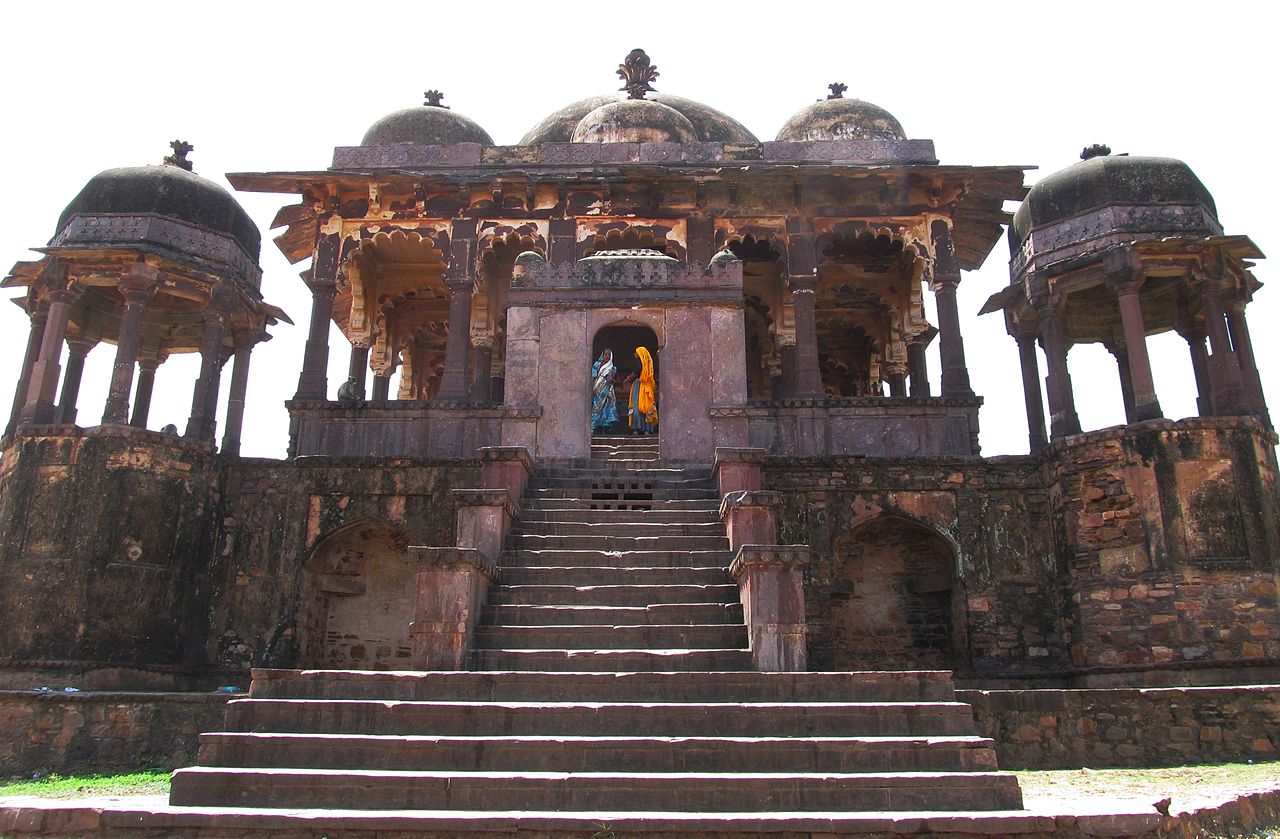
(618, 48), (659, 100)
(1081, 143), (1112, 160)
(163, 140), (194, 171)
(827, 82), (848, 100)
(423, 90), (448, 109)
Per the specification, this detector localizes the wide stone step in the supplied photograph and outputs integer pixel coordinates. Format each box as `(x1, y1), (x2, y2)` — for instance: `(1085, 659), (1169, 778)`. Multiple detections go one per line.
(520, 508), (720, 524)
(523, 498), (721, 512)
(538, 466), (711, 480)
(224, 698), (981, 738)
(170, 766), (1023, 811)
(197, 732), (1000, 773)
(512, 520), (726, 537)
(474, 624), (748, 651)
(500, 549), (731, 569)
(481, 603), (744, 626)
(510, 534), (729, 552)
(248, 669), (960, 703)
(487, 583), (740, 607)
(472, 648), (753, 672)
(496, 566), (730, 587)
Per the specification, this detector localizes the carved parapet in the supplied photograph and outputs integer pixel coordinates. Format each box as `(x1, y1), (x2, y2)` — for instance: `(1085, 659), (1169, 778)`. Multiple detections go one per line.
(409, 546), (497, 670)
(452, 488), (519, 563)
(729, 545), (809, 672)
(719, 489), (783, 551)
(478, 445), (534, 507)
(713, 446), (766, 495)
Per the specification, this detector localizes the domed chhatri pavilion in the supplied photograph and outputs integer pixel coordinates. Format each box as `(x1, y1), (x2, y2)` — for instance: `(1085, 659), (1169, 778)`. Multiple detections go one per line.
(0, 49), (1276, 831)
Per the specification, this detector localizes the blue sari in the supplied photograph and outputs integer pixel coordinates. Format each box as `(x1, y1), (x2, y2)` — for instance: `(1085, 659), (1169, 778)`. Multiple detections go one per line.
(590, 351), (619, 432)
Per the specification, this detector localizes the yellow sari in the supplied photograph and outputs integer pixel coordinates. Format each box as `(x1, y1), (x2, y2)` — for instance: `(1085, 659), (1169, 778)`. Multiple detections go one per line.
(635, 346), (658, 426)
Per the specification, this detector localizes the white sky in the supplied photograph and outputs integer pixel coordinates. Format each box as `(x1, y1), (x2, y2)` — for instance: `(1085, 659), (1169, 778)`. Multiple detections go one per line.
(1, 1), (1276, 459)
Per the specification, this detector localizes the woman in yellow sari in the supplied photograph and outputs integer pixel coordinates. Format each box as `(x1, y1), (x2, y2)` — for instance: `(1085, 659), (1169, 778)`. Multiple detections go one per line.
(628, 346), (658, 435)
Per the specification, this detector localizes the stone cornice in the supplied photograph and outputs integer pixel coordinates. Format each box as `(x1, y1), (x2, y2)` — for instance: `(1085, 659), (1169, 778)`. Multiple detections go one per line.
(451, 488), (520, 520)
(729, 544), (811, 580)
(410, 546), (500, 582)
(719, 490), (784, 521)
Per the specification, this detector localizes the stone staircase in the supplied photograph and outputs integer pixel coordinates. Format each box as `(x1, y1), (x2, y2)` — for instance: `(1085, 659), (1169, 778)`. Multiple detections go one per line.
(168, 436), (1025, 827)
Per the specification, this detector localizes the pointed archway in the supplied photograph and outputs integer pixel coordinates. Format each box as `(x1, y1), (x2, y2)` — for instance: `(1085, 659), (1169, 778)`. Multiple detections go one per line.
(591, 323), (659, 436)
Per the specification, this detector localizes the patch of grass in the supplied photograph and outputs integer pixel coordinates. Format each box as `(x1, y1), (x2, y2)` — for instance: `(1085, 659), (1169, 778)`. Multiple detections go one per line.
(1014, 761), (1280, 809)
(0, 771), (170, 799)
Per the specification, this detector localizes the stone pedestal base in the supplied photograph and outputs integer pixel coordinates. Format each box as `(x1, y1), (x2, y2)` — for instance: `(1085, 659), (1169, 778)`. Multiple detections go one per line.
(729, 545), (809, 672)
(409, 547), (498, 670)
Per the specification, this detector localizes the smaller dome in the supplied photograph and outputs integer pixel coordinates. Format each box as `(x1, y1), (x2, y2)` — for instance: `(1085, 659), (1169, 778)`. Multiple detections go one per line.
(1011, 151), (1218, 244)
(361, 92), (493, 146)
(572, 100), (698, 144)
(776, 86), (906, 142)
(57, 152), (260, 259)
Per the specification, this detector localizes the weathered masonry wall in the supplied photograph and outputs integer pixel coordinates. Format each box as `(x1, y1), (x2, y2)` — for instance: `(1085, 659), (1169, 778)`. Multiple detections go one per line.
(0, 430), (222, 672)
(960, 685), (1280, 769)
(766, 454), (1064, 678)
(770, 419), (1280, 685)
(0, 691), (231, 777)
(209, 456), (477, 672)
(0, 431), (478, 686)
(1046, 419), (1280, 680)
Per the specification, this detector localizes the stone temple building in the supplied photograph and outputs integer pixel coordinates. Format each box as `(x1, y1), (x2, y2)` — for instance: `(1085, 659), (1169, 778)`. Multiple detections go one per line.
(0, 48), (1276, 830)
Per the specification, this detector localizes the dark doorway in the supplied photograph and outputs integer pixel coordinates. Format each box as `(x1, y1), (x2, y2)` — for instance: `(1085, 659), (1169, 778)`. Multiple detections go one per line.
(592, 324), (659, 436)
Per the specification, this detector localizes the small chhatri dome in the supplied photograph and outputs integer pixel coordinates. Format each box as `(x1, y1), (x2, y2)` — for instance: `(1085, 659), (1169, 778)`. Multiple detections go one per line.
(361, 91), (494, 146)
(570, 50), (699, 144)
(775, 85), (906, 142)
(522, 49), (758, 145)
(1011, 148), (1219, 244)
(56, 140), (261, 259)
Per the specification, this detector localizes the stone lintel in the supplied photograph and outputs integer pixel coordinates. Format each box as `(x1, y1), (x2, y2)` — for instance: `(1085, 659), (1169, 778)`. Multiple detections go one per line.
(451, 488), (519, 520)
(719, 490), (784, 520)
(729, 544), (810, 581)
(409, 546), (499, 582)
(477, 445), (533, 474)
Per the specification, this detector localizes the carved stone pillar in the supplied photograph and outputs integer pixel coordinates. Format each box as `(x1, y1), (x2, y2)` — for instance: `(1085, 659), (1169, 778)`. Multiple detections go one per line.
(1111, 346), (1137, 424)
(490, 354), (505, 404)
(57, 338), (94, 426)
(907, 340), (931, 398)
(1015, 332), (1048, 454)
(439, 221), (478, 400)
(102, 269), (157, 424)
(1201, 284), (1244, 415)
(1225, 300), (1267, 418)
(131, 356), (161, 428)
(438, 277), (475, 400)
(221, 329), (257, 456)
(932, 276), (973, 397)
(885, 362), (908, 398)
(1036, 300), (1081, 439)
(186, 299), (230, 441)
(470, 335), (493, 403)
(7, 300), (49, 437)
(788, 277), (823, 398)
(1113, 279), (1162, 421)
(347, 343), (369, 396)
(22, 268), (74, 425)
(295, 270), (337, 401)
(371, 374), (391, 401)
(777, 341), (796, 400)
(1184, 330), (1212, 418)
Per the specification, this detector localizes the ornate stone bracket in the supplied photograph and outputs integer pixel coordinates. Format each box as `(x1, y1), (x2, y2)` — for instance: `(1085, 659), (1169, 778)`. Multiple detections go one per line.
(729, 545), (810, 672)
(408, 546), (499, 670)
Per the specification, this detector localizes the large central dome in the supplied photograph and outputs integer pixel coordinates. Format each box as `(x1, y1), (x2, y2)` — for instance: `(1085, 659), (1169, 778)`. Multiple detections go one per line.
(520, 49), (758, 145)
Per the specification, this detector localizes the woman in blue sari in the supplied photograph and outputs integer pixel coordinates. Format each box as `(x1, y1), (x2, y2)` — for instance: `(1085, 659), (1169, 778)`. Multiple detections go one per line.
(590, 349), (620, 433)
